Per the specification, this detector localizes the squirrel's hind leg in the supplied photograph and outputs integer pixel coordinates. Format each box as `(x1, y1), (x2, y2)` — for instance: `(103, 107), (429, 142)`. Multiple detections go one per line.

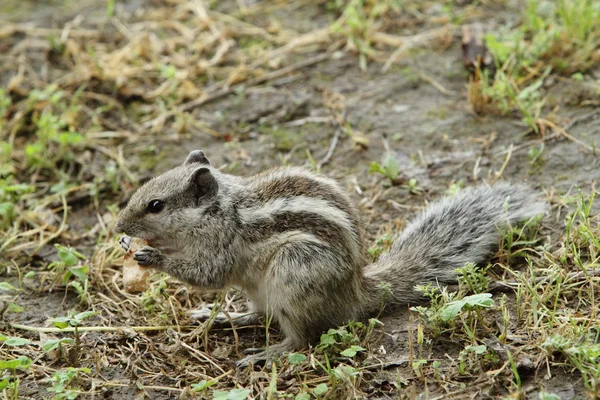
(190, 305), (260, 327)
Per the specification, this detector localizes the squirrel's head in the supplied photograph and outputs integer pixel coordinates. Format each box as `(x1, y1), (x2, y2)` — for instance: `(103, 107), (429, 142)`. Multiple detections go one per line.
(114, 150), (219, 241)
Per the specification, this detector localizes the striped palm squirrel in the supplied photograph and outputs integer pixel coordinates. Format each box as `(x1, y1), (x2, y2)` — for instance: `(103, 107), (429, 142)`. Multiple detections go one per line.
(114, 150), (546, 367)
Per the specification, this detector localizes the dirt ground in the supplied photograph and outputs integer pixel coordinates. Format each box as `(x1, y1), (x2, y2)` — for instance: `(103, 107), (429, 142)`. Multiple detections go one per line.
(1, 0), (599, 399)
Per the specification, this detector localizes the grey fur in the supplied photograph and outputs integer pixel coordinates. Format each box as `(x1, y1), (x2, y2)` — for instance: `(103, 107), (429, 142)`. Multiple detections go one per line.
(114, 151), (547, 366)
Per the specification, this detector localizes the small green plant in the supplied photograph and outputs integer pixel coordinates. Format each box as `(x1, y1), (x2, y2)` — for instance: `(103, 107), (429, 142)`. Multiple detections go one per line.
(0, 89), (11, 132)
(403, 178), (422, 195)
(288, 353), (308, 365)
(0, 356), (31, 400)
(313, 383), (329, 397)
(367, 233), (393, 259)
(528, 143), (545, 169)
(139, 274), (170, 315)
(538, 392), (561, 400)
(411, 284), (495, 341)
(51, 311), (97, 365)
(295, 392), (311, 400)
(543, 334), (600, 393)
(316, 318), (381, 358)
(42, 338), (76, 355)
(46, 367), (91, 400)
(212, 387), (250, 400)
(446, 181), (465, 196)
(457, 344), (487, 375)
(456, 262), (490, 293)
(47, 244), (89, 302)
(370, 153), (400, 184)
(191, 378), (217, 392)
(0, 179), (34, 230)
(106, 0), (116, 18)
(410, 358), (427, 379)
(438, 293), (494, 323)
(0, 336), (31, 347)
(0, 356), (32, 371)
(498, 212), (544, 263)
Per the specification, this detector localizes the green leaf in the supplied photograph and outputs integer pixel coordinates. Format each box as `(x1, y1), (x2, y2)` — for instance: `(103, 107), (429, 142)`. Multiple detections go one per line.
(68, 281), (83, 295)
(0, 202), (13, 217)
(0, 377), (9, 390)
(313, 383), (328, 395)
(440, 293), (494, 322)
(213, 388), (250, 400)
(466, 344), (487, 355)
(462, 293), (495, 308)
(539, 392), (561, 400)
(439, 301), (465, 322)
(52, 316), (72, 329)
(73, 311), (97, 323)
(369, 162), (384, 174)
(3, 337), (31, 346)
(57, 247), (79, 267)
(484, 34), (511, 62)
(340, 345), (366, 357)
(57, 132), (83, 145)
(383, 154), (400, 180)
(191, 379), (217, 391)
(42, 338), (75, 352)
(288, 353), (307, 365)
(55, 244), (86, 266)
(295, 393), (311, 400)
(0, 356), (32, 370)
(0, 282), (18, 291)
(24, 271), (36, 280)
(68, 265), (88, 282)
(8, 303), (25, 312)
(318, 333), (336, 347)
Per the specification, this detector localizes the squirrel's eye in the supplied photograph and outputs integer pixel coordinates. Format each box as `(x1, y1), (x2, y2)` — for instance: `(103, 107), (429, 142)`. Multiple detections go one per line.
(147, 199), (164, 213)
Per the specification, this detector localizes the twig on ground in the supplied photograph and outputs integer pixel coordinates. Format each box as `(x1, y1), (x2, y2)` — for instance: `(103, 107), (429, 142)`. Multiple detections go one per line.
(318, 128), (341, 169)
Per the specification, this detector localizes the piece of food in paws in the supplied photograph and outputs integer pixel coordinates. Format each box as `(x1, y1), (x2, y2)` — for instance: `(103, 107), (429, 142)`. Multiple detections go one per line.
(122, 237), (151, 293)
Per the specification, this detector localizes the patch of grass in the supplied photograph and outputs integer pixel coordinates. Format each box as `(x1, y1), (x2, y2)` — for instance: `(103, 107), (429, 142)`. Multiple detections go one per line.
(367, 233), (394, 260)
(469, 0), (600, 132)
(262, 126), (305, 152)
(327, 0), (402, 70)
(406, 190), (600, 396)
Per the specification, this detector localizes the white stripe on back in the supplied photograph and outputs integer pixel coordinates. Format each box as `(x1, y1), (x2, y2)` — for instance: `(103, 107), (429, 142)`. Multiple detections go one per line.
(239, 195), (354, 234)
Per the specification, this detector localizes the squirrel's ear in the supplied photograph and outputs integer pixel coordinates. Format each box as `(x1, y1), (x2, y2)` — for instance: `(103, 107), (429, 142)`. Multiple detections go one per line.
(184, 150), (210, 166)
(190, 167), (218, 201)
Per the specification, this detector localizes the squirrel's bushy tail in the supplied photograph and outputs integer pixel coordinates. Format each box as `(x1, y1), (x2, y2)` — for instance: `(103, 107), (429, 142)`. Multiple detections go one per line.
(362, 182), (547, 314)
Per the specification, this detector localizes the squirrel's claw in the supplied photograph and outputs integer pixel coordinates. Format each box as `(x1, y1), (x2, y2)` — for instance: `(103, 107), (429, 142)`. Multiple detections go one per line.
(119, 235), (132, 251)
(133, 246), (162, 267)
(236, 341), (294, 369)
(236, 351), (269, 369)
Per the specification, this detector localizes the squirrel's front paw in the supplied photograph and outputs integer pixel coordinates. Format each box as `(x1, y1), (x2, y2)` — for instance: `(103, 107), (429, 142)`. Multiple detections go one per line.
(119, 235), (132, 251)
(133, 246), (163, 267)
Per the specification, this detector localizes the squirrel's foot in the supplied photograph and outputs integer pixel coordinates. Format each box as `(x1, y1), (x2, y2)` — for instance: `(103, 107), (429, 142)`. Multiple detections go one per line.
(119, 235), (132, 252)
(133, 246), (164, 267)
(235, 340), (293, 369)
(190, 306), (260, 328)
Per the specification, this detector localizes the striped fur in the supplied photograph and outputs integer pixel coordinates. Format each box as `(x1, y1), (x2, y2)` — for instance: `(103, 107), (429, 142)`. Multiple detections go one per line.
(114, 150), (547, 364)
